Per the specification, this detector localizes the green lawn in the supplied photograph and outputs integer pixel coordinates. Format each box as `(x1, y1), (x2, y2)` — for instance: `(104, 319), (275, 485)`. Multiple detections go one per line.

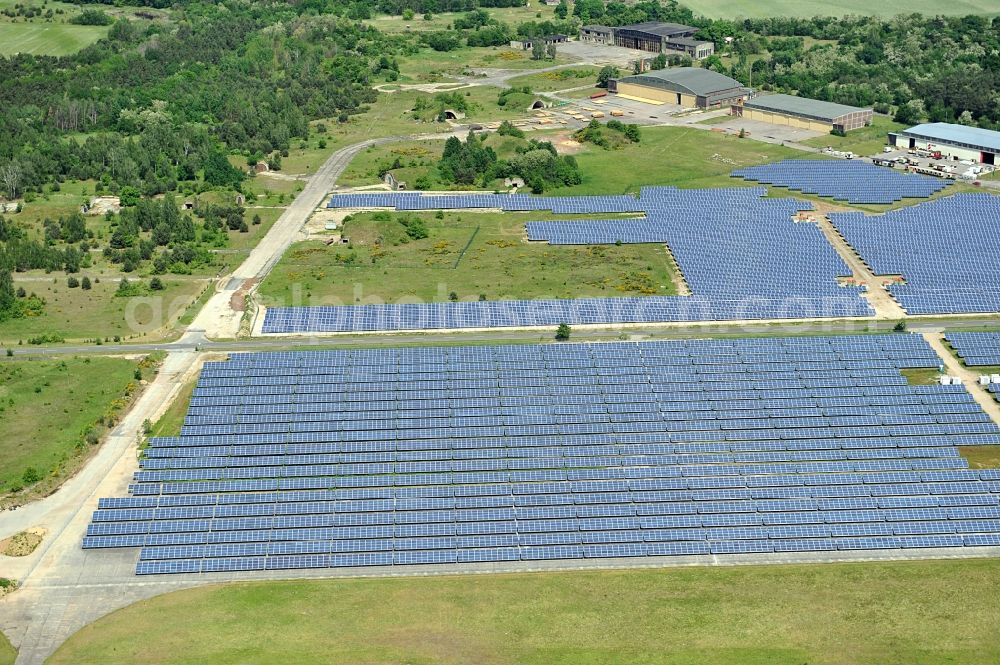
(337, 140), (440, 188)
(802, 116), (905, 157)
(258, 211), (678, 307)
(0, 631), (13, 665)
(49, 559), (1000, 664)
(0, 277), (209, 345)
(682, 0), (1000, 17)
(147, 371), (197, 439)
(398, 46), (578, 83)
(0, 356), (139, 494)
(338, 126), (807, 195)
(900, 368), (941, 385)
(960, 446), (1000, 469)
(506, 67), (600, 93)
(0, 23), (108, 56)
(365, 5), (553, 33)
(328, 85), (543, 147)
(550, 125), (807, 195)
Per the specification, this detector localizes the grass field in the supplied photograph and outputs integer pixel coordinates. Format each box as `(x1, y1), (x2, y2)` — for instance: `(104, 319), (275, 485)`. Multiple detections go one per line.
(0, 356), (139, 493)
(0, 277), (209, 344)
(549, 125), (806, 195)
(802, 116), (905, 157)
(0, 23), (109, 56)
(328, 87), (509, 143)
(506, 67), (599, 93)
(365, 5), (551, 33)
(258, 211), (678, 307)
(50, 559), (1000, 664)
(681, 0), (1000, 17)
(339, 126), (807, 195)
(960, 445), (1000, 469)
(398, 47), (578, 83)
(0, 631), (12, 665)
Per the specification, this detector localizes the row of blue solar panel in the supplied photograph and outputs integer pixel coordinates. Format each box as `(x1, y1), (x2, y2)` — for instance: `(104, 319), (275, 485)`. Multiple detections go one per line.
(92, 517), (1000, 550)
(945, 332), (1000, 367)
(832, 194), (1000, 315)
(266, 186), (880, 333)
(731, 160), (950, 204)
(144, 436), (1000, 464)
(83, 336), (1000, 575)
(133, 532), (1000, 574)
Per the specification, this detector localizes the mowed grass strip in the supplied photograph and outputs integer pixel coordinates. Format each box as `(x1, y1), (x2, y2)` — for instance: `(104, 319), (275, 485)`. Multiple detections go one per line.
(50, 559), (1000, 665)
(0, 357), (138, 492)
(681, 0), (1000, 17)
(550, 125), (808, 195)
(0, 631), (13, 665)
(257, 211), (678, 307)
(147, 371), (198, 438)
(0, 23), (109, 56)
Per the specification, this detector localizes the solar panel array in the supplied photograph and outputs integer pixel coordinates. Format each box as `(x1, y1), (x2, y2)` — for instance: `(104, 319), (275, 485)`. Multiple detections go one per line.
(83, 334), (1000, 575)
(731, 160), (951, 204)
(526, 188), (848, 302)
(831, 194), (1000, 315)
(945, 332), (1000, 367)
(263, 187), (872, 333)
(326, 192), (647, 214)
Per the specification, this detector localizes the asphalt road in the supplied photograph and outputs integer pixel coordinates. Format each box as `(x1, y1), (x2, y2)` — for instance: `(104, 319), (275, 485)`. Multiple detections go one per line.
(4, 315), (999, 358)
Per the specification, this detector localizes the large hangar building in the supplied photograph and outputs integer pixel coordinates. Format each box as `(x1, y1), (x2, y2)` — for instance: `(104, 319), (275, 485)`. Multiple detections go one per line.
(889, 123), (1000, 165)
(609, 68), (748, 109)
(732, 94), (873, 133)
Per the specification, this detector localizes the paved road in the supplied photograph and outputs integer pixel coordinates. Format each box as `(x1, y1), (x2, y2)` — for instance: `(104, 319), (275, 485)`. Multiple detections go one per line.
(5, 315), (1000, 359)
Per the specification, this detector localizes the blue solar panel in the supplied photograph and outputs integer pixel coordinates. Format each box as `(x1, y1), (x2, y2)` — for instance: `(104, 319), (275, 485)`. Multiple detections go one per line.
(259, 186), (877, 333)
(832, 195), (1000, 315)
(80, 335), (1000, 575)
(731, 160), (950, 205)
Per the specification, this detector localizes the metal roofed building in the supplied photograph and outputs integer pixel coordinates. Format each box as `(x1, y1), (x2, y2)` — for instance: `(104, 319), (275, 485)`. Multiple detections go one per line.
(733, 94), (873, 133)
(609, 68), (748, 109)
(889, 123), (1000, 165)
(610, 22), (715, 59)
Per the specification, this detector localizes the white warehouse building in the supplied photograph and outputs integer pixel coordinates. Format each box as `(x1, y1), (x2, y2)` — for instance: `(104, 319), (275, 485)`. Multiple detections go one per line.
(889, 122), (1000, 165)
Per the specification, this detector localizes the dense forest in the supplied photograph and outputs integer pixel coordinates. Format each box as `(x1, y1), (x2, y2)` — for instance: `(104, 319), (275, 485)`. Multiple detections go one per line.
(0, 3), (407, 200)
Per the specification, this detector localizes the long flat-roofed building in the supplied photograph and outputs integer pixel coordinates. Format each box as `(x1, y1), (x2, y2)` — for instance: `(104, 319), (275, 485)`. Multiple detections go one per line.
(889, 123), (1000, 165)
(609, 68), (747, 109)
(732, 94), (873, 133)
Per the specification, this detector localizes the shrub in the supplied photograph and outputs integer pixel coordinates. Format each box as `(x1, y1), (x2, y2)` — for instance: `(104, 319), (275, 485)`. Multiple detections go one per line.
(70, 8), (112, 25)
